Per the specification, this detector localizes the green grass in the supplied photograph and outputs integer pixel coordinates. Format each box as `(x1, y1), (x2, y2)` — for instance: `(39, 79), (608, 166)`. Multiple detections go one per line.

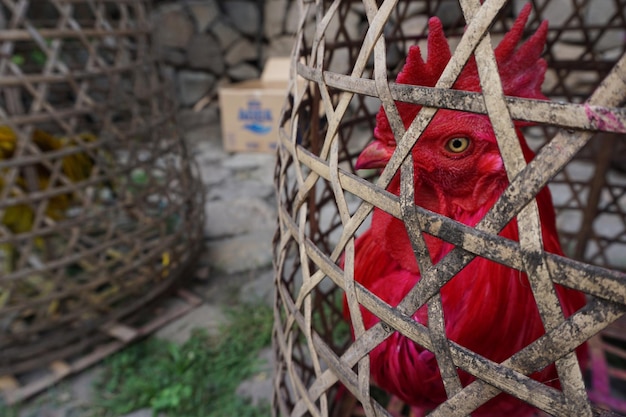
(0, 403), (19, 417)
(91, 302), (274, 417)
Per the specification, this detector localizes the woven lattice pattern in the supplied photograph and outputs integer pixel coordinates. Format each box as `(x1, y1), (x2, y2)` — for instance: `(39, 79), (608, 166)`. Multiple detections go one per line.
(274, 0), (626, 416)
(0, 1), (203, 375)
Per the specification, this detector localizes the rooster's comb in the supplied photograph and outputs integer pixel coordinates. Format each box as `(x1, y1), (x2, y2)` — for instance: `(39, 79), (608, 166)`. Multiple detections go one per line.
(375, 3), (548, 142)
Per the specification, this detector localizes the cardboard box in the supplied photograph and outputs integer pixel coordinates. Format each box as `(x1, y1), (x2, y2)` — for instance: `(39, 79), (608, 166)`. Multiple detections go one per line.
(219, 58), (292, 153)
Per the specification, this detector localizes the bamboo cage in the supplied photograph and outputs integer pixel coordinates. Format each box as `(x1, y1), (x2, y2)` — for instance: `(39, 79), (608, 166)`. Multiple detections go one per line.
(0, 1), (203, 376)
(273, 0), (626, 416)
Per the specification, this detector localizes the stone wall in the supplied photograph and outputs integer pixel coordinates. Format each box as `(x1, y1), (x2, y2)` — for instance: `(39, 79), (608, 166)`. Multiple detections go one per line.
(151, 0), (300, 110)
(150, 0), (624, 143)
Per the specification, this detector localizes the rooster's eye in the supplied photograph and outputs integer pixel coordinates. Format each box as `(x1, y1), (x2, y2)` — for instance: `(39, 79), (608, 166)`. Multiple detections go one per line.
(445, 137), (470, 153)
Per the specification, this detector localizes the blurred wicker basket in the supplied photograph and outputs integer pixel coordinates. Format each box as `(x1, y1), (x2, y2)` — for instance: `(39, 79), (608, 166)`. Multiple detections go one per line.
(0, 1), (203, 375)
(274, 0), (626, 416)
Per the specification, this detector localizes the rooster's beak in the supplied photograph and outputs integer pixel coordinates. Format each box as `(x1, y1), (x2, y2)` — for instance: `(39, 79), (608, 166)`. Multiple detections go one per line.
(355, 140), (394, 170)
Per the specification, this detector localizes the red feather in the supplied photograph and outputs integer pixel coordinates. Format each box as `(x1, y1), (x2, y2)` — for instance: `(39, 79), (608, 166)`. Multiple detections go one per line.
(346, 4), (588, 416)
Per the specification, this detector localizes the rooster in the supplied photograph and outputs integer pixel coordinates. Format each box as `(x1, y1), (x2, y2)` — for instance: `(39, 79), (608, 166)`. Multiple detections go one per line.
(345, 5), (588, 416)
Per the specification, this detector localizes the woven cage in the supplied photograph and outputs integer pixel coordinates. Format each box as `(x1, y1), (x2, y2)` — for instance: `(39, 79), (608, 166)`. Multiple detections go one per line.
(0, 1), (203, 375)
(274, 0), (626, 416)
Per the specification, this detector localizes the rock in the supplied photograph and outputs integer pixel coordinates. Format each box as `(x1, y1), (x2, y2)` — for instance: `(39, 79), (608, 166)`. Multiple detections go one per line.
(267, 35), (296, 58)
(178, 107), (220, 131)
(304, 21), (317, 47)
(227, 62), (261, 81)
(17, 405), (69, 417)
(177, 70), (216, 106)
(224, 38), (259, 67)
(222, 152), (276, 171)
(594, 213), (625, 239)
(206, 229), (275, 274)
(216, 76), (231, 90)
(69, 367), (102, 404)
(285, 3), (316, 42)
(378, 21), (404, 69)
(159, 64), (176, 83)
(401, 1), (428, 16)
(250, 161), (278, 188)
(0, 7), (5, 30)
(119, 409), (166, 417)
(153, 5), (194, 49)
(320, 196), (365, 245)
(585, 0), (625, 51)
(187, 0), (219, 32)
(207, 178), (274, 201)
(284, 1), (301, 35)
(15, 369), (104, 417)
(603, 47), (624, 61)
(194, 265), (211, 281)
(155, 304), (228, 344)
(326, 7), (361, 42)
(564, 160), (595, 182)
(211, 19), (241, 50)
(264, 0), (288, 39)
(605, 244), (626, 270)
(556, 209), (582, 235)
(399, 15), (428, 40)
(197, 164), (230, 188)
(361, 95), (381, 117)
(513, 0), (582, 43)
(549, 183), (574, 207)
(187, 33), (225, 74)
(542, 68), (559, 94)
(204, 198), (276, 238)
(223, 0), (261, 37)
(160, 47), (187, 65)
(235, 347), (274, 406)
(551, 42), (586, 61)
(328, 47), (352, 75)
(564, 70), (599, 93)
(186, 128), (224, 150)
(239, 269), (275, 306)
(190, 132), (221, 157)
(434, 0), (463, 27)
(607, 170), (626, 187)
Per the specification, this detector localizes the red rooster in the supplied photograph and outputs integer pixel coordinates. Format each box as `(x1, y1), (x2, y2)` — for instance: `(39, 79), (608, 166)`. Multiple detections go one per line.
(345, 5), (588, 416)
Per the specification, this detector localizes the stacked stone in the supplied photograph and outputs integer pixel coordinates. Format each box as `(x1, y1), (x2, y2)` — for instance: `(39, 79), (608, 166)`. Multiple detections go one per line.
(152, 0), (300, 108)
(151, 0), (623, 111)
